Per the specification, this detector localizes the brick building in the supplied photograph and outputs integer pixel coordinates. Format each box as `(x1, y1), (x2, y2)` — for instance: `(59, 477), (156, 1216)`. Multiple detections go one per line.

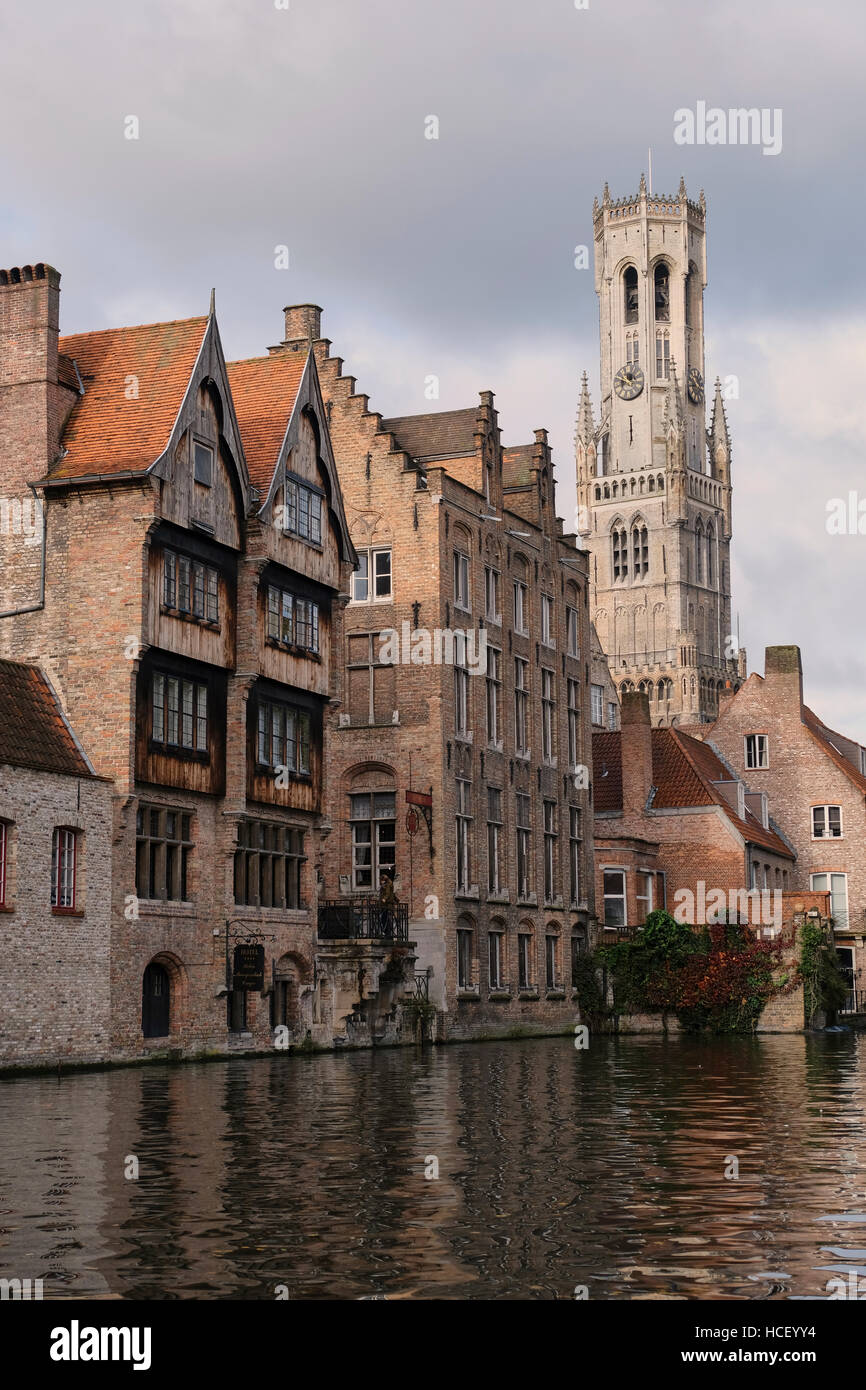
(263, 304), (597, 1038)
(0, 659), (113, 1066)
(593, 691), (794, 934)
(0, 262), (422, 1065)
(698, 646), (866, 1002)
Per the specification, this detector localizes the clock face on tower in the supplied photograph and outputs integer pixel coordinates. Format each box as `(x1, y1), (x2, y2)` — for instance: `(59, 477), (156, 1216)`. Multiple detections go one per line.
(614, 363), (645, 400)
(687, 367), (705, 404)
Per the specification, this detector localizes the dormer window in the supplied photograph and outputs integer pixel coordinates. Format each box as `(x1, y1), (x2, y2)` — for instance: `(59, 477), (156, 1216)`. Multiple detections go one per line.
(284, 478), (323, 544)
(194, 442), (213, 487)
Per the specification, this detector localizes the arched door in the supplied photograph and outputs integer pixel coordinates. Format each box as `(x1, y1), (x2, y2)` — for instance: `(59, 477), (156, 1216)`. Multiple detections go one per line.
(142, 962), (170, 1038)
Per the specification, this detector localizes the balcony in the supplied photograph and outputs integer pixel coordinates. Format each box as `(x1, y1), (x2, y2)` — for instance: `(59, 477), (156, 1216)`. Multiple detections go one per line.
(840, 990), (866, 1015)
(317, 898), (409, 943)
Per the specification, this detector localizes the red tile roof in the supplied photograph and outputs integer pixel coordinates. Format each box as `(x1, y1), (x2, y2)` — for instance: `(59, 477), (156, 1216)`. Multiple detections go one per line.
(226, 352), (308, 495)
(51, 317), (208, 480)
(592, 726), (793, 857)
(0, 661), (92, 776)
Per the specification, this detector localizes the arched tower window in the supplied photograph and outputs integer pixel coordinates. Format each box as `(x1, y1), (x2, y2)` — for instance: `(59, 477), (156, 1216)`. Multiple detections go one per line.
(612, 525), (629, 580)
(706, 522), (715, 585)
(695, 519), (704, 583)
(631, 523), (648, 578)
(624, 266), (639, 324)
(654, 263), (670, 322)
(655, 331), (670, 380)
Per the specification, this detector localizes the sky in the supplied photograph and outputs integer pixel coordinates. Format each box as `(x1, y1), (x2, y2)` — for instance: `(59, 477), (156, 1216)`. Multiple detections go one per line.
(1, 0), (864, 737)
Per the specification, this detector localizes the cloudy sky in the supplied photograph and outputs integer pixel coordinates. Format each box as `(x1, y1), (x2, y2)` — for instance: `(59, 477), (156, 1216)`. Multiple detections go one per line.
(2, 0), (864, 736)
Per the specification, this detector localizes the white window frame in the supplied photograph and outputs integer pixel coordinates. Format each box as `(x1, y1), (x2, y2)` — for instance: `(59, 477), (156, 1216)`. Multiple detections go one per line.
(51, 828), (78, 911)
(566, 604), (579, 658)
(351, 547), (392, 603)
(453, 550), (471, 613)
(590, 683), (604, 727)
(484, 566), (501, 624)
(812, 805), (843, 839)
(745, 733), (769, 770)
(513, 579), (528, 635)
(602, 867), (627, 929)
(541, 594), (554, 647)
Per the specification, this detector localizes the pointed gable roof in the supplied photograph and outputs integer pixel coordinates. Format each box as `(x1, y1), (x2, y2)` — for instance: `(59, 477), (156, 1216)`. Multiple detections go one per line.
(227, 350), (308, 494)
(0, 660), (93, 776)
(802, 705), (866, 794)
(50, 317), (208, 480)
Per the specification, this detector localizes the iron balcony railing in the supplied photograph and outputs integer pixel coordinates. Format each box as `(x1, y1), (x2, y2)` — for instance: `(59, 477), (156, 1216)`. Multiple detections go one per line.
(317, 898), (409, 943)
(840, 989), (866, 1015)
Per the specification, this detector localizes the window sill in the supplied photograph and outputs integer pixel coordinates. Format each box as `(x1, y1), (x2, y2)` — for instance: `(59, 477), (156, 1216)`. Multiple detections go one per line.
(488, 990), (513, 1002)
(487, 739), (504, 754)
(545, 896), (565, 910)
(254, 764), (312, 782)
(455, 886), (480, 901)
(160, 606), (221, 632)
(456, 988), (481, 1001)
(265, 636), (321, 661)
(485, 614), (502, 627)
(517, 989), (539, 1001)
(0, 904), (14, 913)
(147, 742), (210, 764)
(52, 907), (85, 917)
(543, 757), (558, 770)
(515, 751), (531, 763)
(486, 892), (510, 905)
(455, 731), (474, 745)
(546, 990), (567, 1001)
(517, 894), (537, 908)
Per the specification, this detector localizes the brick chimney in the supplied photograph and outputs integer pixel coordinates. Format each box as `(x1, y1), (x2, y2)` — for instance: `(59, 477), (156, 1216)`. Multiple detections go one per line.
(621, 691), (654, 815)
(282, 304), (322, 346)
(764, 645), (803, 709)
(0, 263), (61, 490)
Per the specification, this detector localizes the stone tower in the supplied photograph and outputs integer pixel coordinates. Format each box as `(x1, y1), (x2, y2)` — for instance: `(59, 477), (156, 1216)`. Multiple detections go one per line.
(576, 177), (745, 726)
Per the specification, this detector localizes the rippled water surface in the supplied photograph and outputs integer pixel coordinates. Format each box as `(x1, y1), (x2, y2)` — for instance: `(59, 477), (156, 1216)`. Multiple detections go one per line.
(2, 1034), (866, 1299)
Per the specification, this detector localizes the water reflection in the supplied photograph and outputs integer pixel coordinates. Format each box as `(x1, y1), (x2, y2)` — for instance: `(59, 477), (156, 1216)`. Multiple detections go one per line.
(1, 1034), (865, 1299)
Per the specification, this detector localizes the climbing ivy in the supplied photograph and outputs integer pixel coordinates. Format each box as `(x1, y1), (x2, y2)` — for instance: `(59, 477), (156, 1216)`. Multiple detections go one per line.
(800, 920), (849, 1026)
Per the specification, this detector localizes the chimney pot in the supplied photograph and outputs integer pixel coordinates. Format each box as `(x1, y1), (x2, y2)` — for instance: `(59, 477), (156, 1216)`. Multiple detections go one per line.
(282, 303), (322, 344)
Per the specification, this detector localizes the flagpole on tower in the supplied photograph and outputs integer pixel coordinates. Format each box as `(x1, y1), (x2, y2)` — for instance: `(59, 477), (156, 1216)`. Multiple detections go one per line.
(648, 147), (653, 195)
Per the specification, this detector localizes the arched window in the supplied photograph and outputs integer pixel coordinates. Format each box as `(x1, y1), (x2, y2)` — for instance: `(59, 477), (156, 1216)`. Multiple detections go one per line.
(612, 480), (619, 497)
(648, 476), (655, 492)
(654, 263), (670, 322)
(624, 265), (639, 324)
(695, 519), (704, 583)
(612, 526), (628, 580)
(631, 523), (648, 578)
(603, 483), (610, 500)
(594, 485), (601, 501)
(706, 522), (715, 584)
(657, 475), (664, 491)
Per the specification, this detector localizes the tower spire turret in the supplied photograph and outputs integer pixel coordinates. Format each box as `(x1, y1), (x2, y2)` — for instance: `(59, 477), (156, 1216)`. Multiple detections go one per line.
(576, 371), (595, 445)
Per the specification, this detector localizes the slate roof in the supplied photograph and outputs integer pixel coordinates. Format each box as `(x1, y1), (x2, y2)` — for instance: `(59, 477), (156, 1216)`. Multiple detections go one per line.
(227, 352), (308, 495)
(380, 407), (479, 460)
(592, 726), (793, 857)
(0, 660), (92, 776)
(49, 317), (208, 480)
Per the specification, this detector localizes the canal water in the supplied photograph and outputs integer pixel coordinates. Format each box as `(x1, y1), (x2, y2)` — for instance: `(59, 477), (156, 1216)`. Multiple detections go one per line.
(2, 1033), (865, 1300)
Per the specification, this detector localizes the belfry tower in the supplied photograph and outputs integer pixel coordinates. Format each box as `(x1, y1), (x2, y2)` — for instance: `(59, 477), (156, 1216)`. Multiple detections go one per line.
(576, 177), (745, 726)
